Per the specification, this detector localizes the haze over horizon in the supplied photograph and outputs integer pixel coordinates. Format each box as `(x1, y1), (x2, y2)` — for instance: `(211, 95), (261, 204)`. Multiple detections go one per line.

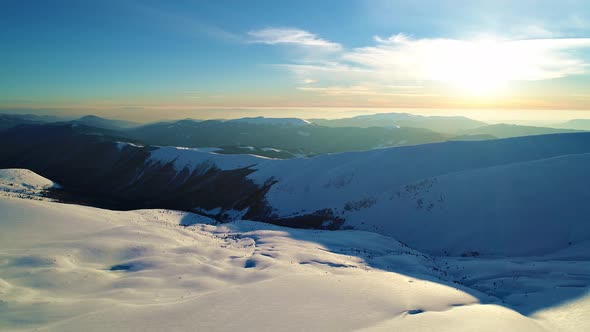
(4, 107), (590, 126)
(2, 0), (590, 123)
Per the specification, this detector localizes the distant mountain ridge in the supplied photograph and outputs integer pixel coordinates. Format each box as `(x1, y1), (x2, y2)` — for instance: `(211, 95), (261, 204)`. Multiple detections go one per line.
(0, 114), (139, 131)
(460, 123), (583, 138)
(0, 113), (68, 130)
(69, 115), (141, 129)
(124, 118), (448, 156)
(226, 116), (311, 126)
(1, 112), (587, 158)
(555, 119), (590, 131)
(309, 112), (488, 133)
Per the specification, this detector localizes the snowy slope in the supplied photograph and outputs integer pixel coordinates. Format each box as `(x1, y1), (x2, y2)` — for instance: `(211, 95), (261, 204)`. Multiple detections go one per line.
(0, 168), (57, 198)
(339, 153), (590, 256)
(146, 133), (590, 256)
(148, 146), (266, 174)
(2, 195), (588, 331)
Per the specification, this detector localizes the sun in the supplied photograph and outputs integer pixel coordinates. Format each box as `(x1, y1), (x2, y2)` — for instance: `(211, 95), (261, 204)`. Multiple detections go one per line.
(429, 39), (515, 96)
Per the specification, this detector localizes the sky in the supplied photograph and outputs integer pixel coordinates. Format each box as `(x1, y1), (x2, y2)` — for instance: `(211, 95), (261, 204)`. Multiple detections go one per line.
(1, 0), (590, 123)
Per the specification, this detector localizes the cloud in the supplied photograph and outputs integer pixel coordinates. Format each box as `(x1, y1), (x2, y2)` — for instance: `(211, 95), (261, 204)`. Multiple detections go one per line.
(248, 28), (341, 51)
(251, 27), (590, 98)
(345, 35), (590, 82)
(374, 33), (411, 44)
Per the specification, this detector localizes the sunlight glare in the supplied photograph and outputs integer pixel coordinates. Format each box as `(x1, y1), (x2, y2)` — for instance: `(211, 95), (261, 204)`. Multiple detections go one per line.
(430, 39), (515, 96)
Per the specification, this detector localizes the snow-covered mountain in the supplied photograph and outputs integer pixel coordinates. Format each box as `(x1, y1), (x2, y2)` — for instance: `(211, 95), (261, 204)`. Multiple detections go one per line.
(3, 123), (589, 258)
(0, 168), (55, 190)
(0, 168), (58, 198)
(0, 126), (590, 255)
(145, 132), (590, 256)
(1, 129), (590, 330)
(0, 172), (588, 331)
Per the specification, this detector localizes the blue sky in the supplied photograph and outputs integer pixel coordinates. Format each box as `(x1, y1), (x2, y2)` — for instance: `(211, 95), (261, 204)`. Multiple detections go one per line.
(1, 0), (590, 122)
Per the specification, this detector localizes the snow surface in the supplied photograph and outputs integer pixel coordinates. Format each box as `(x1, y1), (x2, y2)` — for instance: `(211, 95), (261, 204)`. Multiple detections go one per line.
(146, 133), (590, 257)
(115, 142), (144, 151)
(339, 153), (590, 256)
(1, 167), (589, 331)
(2, 195), (588, 331)
(4, 133), (586, 330)
(148, 146), (267, 174)
(0, 169), (57, 198)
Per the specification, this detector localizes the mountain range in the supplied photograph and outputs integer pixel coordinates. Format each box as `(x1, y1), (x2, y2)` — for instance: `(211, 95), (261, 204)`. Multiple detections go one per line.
(1, 122), (590, 255)
(1, 112), (586, 158)
(1, 111), (590, 330)
(309, 113), (487, 133)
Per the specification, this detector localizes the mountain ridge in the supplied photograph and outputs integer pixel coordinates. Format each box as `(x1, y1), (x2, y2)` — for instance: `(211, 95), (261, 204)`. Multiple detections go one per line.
(2, 124), (590, 256)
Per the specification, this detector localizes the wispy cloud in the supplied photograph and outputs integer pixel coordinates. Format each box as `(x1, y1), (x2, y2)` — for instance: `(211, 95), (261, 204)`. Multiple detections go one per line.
(131, 2), (240, 43)
(248, 28), (341, 51)
(253, 28), (590, 97)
